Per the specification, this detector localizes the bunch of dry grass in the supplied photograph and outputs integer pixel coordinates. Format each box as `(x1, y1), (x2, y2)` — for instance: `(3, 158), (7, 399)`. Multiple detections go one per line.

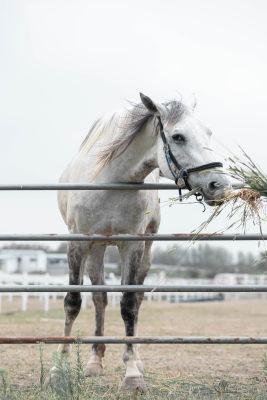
(192, 187), (264, 239)
(174, 151), (267, 238)
(227, 150), (267, 197)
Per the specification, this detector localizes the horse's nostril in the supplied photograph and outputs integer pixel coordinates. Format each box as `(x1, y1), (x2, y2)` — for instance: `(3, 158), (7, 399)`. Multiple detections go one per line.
(208, 181), (221, 191)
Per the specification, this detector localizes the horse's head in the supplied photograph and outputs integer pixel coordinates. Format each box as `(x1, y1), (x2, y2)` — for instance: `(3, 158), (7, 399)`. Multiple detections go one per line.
(140, 93), (231, 205)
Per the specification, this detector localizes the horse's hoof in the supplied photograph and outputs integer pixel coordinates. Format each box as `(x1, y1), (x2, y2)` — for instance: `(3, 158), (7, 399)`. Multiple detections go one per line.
(136, 360), (144, 374)
(121, 376), (146, 393)
(85, 362), (103, 377)
(57, 343), (71, 355)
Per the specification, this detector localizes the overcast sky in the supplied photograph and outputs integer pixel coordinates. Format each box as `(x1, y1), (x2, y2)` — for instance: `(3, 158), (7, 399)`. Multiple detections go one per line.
(1, 0), (267, 256)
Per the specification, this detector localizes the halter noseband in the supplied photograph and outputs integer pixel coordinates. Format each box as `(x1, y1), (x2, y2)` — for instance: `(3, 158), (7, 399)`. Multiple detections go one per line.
(157, 117), (223, 202)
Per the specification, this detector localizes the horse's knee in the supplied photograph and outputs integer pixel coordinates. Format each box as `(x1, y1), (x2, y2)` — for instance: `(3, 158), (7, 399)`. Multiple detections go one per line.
(120, 293), (138, 335)
(121, 293), (138, 320)
(64, 292), (82, 318)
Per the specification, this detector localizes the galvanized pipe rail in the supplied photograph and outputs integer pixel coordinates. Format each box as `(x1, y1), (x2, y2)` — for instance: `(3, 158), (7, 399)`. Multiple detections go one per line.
(0, 285), (266, 293)
(0, 233), (265, 241)
(1, 336), (266, 344)
(0, 183), (240, 190)
(0, 183), (182, 190)
(0, 180), (265, 347)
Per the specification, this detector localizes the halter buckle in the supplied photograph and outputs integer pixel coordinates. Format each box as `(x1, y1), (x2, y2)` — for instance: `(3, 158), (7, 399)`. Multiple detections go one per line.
(177, 177), (185, 188)
(195, 192), (204, 202)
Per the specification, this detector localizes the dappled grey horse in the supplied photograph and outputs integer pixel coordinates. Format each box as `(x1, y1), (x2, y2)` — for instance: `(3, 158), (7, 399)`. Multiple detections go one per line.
(55, 93), (230, 391)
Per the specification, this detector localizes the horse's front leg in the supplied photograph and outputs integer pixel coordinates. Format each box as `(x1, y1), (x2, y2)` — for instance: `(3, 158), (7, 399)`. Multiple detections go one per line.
(118, 241), (146, 392)
(47, 241), (85, 384)
(58, 241), (85, 354)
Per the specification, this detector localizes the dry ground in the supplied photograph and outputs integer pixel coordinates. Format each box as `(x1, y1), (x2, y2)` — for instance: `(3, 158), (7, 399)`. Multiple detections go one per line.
(0, 297), (266, 398)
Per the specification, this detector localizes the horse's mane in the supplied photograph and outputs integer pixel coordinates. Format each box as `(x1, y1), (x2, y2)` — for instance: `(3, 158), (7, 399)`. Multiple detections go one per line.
(79, 100), (185, 176)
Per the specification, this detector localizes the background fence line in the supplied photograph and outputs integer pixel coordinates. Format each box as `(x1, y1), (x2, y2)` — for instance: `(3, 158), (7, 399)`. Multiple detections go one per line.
(1, 271), (266, 313)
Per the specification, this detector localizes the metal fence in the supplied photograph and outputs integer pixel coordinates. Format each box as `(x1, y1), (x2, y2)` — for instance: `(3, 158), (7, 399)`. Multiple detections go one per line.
(0, 182), (267, 345)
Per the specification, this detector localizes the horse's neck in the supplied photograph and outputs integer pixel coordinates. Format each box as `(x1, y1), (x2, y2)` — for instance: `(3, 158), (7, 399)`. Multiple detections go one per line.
(99, 119), (159, 183)
(65, 117), (159, 184)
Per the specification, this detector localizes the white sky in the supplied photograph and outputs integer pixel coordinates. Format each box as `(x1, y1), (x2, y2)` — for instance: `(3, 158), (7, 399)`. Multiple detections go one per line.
(0, 0), (267, 256)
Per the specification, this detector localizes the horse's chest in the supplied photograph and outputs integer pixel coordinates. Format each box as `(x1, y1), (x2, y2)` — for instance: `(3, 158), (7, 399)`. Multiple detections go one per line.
(68, 190), (157, 233)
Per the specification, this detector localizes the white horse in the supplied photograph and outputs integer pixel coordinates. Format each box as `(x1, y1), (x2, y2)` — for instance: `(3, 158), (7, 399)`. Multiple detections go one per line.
(56, 93), (230, 392)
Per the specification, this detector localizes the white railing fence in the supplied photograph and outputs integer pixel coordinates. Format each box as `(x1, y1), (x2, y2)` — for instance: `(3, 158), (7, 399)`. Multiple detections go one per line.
(0, 270), (266, 313)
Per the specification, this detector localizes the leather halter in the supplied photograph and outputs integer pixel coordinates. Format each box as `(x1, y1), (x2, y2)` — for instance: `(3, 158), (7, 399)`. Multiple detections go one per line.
(157, 117), (223, 201)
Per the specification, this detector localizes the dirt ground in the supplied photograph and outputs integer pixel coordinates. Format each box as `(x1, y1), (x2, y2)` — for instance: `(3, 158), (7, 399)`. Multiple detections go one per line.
(0, 297), (266, 390)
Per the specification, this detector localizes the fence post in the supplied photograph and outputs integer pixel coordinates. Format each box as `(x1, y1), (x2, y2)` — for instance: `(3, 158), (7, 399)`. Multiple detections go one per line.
(21, 272), (28, 312)
(44, 273), (50, 312)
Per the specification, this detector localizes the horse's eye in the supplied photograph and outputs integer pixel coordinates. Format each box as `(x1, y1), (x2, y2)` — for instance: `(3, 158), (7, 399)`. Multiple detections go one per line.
(172, 134), (185, 143)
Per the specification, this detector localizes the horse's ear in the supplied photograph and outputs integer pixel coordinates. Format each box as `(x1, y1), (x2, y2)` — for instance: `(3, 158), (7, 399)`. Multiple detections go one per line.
(140, 93), (159, 114)
(189, 92), (197, 112)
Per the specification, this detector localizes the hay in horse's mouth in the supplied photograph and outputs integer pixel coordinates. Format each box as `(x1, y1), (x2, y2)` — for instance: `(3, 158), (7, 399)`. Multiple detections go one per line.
(193, 150), (267, 238)
(222, 188), (262, 215)
(169, 150), (267, 239)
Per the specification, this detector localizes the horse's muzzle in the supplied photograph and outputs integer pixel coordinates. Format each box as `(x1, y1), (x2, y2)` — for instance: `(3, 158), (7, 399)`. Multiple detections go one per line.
(202, 184), (232, 207)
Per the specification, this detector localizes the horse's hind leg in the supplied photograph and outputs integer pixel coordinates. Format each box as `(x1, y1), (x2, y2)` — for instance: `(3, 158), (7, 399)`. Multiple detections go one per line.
(57, 241), (86, 355)
(84, 245), (107, 377)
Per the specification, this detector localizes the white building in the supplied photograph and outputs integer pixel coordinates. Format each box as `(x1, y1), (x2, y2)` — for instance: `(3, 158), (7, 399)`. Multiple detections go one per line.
(0, 249), (47, 273)
(0, 249), (68, 274)
(46, 253), (68, 274)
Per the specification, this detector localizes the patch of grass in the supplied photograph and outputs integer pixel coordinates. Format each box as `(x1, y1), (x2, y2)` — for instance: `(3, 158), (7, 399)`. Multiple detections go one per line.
(0, 346), (266, 400)
(1, 301), (267, 399)
(263, 353), (267, 381)
(0, 374), (266, 399)
(0, 308), (64, 324)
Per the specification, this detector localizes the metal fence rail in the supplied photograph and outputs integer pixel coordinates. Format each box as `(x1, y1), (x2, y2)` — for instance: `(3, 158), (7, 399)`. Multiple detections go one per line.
(0, 233), (266, 241)
(0, 181), (266, 347)
(0, 183), (240, 190)
(1, 336), (267, 344)
(1, 285), (267, 293)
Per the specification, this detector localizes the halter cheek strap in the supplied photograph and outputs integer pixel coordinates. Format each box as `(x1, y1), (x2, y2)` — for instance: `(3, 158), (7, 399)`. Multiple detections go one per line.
(157, 117), (223, 201)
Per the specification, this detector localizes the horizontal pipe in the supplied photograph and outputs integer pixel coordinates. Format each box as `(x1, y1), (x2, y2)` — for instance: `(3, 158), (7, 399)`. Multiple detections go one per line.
(0, 336), (266, 344)
(0, 233), (265, 241)
(0, 183), (179, 190)
(0, 183), (240, 191)
(0, 285), (266, 292)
